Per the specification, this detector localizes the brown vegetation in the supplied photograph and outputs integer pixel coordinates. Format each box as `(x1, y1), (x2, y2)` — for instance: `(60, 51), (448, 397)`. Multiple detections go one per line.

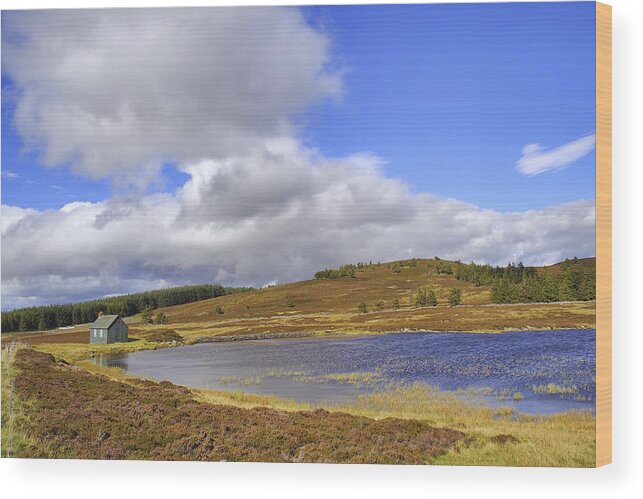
(155, 258), (595, 325)
(139, 329), (184, 343)
(2, 258), (595, 348)
(200, 301), (595, 339)
(4, 349), (465, 463)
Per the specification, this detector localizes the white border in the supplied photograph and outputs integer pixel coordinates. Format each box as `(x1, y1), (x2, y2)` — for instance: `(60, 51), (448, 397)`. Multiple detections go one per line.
(1, 0), (641, 497)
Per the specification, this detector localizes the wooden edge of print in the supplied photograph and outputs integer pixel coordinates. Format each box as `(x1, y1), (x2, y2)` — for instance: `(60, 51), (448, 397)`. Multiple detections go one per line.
(595, 1), (612, 468)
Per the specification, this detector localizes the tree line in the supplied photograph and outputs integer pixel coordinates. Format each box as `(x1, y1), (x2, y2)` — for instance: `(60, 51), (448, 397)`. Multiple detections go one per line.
(455, 259), (594, 304)
(314, 264), (358, 279)
(490, 269), (595, 303)
(1, 284), (253, 333)
(455, 261), (537, 286)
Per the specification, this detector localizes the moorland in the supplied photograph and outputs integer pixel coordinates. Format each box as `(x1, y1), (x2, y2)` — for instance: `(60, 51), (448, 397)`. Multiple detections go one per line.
(1, 257), (597, 465)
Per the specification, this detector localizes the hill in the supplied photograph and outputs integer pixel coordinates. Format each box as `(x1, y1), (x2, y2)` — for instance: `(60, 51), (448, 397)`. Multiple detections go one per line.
(157, 257), (595, 324)
(1, 283), (252, 333)
(2, 257), (596, 347)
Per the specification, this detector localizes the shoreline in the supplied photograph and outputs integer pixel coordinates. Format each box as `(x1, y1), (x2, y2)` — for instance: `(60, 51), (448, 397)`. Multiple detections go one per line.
(191, 326), (595, 344)
(1, 323), (597, 466)
(1, 346), (596, 466)
(3, 324), (596, 364)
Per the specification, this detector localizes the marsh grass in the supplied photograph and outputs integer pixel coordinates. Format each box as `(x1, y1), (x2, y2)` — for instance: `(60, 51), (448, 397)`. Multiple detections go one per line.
(7, 322), (596, 467)
(219, 374), (264, 386)
(321, 371), (384, 387)
(7, 349), (468, 463)
(327, 384), (595, 467)
(216, 369), (385, 389)
(185, 378), (595, 467)
(16, 350), (594, 467)
(532, 383), (578, 395)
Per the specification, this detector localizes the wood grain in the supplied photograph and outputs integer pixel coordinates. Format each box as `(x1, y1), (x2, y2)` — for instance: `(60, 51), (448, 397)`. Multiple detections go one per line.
(595, 1), (612, 467)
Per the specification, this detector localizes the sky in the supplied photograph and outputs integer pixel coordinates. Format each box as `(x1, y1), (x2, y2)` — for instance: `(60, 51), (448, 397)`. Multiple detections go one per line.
(1, 3), (597, 309)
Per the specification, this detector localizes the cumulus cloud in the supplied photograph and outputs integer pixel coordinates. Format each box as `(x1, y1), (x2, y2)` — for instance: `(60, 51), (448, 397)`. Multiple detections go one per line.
(1, 8), (596, 309)
(2, 7), (341, 185)
(516, 134), (596, 176)
(1, 140), (596, 309)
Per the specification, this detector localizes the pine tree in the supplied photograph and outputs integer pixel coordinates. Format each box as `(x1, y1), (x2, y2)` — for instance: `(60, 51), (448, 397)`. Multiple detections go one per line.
(141, 306), (154, 324)
(415, 287), (437, 307)
(449, 288), (462, 307)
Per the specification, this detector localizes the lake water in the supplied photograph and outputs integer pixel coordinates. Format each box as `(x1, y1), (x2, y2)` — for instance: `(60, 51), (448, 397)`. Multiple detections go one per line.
(97, 329), (596, 414)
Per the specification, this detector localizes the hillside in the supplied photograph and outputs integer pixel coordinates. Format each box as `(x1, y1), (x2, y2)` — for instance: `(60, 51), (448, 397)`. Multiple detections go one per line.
(2, 257), (596, 347)
(157, 257), (595, 324)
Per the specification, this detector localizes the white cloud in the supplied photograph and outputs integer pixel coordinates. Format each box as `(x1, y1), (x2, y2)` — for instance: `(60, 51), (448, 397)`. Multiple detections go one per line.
(0, 8), (597, 309)
(516, 134), (596, 176)
(1, 170), (20, 179)
(1, 141), (596, 309)
(2, 8), (342, 186)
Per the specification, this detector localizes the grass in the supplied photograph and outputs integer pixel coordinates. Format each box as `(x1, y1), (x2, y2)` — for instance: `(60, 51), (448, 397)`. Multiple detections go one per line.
(3, 348), (466, 463)
(3, 304), (595, 356)
(79, 358), (595, 467)
(0, 257), (596, 465)
(321, 371), (384, 387)
(1, 345), (41, 457)
(170, 300), (593, 339)
(31, 338), (171, 363)
(532, 383), (579, 395)
(329, 385), (595, 467)
(219, 375), (264, 386)
(196, 382), (595, 467)
(2, 257), (595, 350)
(89, 257), (593, 333)
(12, 301), (594, 368)
(2, 344), (596, 466)
(208, 370), (386, 389)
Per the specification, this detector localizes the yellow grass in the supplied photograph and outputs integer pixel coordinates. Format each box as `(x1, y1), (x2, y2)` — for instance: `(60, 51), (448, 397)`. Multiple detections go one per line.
(83, 360), (594, 467)
(195, 381), (595, 467)
(1, 347), (40, 457)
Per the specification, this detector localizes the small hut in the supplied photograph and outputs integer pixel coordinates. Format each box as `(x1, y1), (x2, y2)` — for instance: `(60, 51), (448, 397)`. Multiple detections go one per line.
(89, 312), (128, 344)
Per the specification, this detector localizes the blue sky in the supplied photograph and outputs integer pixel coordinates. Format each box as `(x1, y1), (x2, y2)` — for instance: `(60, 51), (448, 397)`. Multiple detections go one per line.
(300, 2), (596, 211)
(1, 4), (598, 308)
(2, 2), (596, 212)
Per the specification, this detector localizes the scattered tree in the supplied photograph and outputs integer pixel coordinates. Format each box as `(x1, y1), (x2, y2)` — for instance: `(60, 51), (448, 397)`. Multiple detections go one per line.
(415, 287), (438, 307)
(286, 297), (295, 308)
(449, 288), (462, 307)
(357, 302), (369, 314)
(392, 299), (401, 309)
(215, 306), (225, 315)
(154, 312), (168, 325)
(314, 264), (357, 279)
(374, 300), (385, 311)
(141, 306), (154, 324)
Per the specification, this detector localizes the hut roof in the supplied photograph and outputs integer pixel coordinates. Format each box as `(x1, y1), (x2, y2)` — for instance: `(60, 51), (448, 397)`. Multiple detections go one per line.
(90, 315), (120, 329)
